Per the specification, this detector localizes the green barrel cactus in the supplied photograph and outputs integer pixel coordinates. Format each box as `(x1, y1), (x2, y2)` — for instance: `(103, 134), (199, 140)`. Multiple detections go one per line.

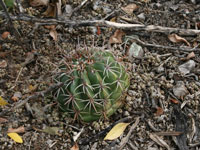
(54, 48), (129, 122)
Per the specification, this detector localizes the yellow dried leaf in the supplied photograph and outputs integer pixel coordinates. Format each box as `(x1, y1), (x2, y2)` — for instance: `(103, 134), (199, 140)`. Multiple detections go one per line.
(0, 96), (8, 106)
(104, 122), (130, 140)
(7, 133), (23, 143)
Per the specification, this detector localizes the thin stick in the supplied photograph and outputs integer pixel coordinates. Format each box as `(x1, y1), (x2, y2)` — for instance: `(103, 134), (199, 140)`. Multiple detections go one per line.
(1, 12), (200, 36)
(80, 116), (132, 145)
(0, 82), (63, 117)
(118, 117), (140, 150)
(134, 39), (200, 52)
(69, 0), (89, 18)
(0, 0), (25, 51)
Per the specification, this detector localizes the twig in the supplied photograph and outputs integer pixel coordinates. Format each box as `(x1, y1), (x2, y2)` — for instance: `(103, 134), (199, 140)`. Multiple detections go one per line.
(10, 67), (23, 90)
(0, 82), (63, 117)
(0, 0), (25, 51)
(69, 0), (89, 18)
(1, 12), (200, 36)
(118, 117), (140, 150)
(14, 82), (63, 109)
(134, 38), (200, 52)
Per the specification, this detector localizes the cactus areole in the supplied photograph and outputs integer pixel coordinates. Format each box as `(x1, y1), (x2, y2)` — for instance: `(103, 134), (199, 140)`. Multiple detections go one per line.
(54, 48), (129, 122)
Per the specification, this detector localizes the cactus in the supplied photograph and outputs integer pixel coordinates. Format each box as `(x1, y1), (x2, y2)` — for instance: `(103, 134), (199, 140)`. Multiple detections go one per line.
(54, 48), (129, 122)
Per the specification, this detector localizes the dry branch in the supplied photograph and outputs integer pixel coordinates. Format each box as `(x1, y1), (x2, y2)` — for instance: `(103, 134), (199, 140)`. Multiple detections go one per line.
(134, 39), (200, 52)
(118, 117), (140, 150)
(0, 12), (200, 36)
(0, 0), (25, 50)
(0, 82), (63, 117)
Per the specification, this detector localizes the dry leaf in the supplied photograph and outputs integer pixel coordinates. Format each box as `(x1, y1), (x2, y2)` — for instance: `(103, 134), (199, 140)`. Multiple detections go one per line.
(1, 31), (10, 39)
(170, 99), (179, 104)
(43, 3), (56, 17)
(155, 107), (164, 116)
(96, 26), (101, 35)
(29, 0), (49, 7)
(71, 142), (79, 150)
(50, 29), (58, 41)
(0, 60), (7, 68)
(168, 34), (190, 46)
(121, 3), (138, 15)
(180, 52), (195, 61)
(109, 29), (125, 44)
(110, 17), (116, 22)
(0, 117), (8, 123)
(28, 85), (37, 93)
(8, 126), (25, 133)
(22, 52), (35, 66)
(104, 122), (130, 140)
(7, 133), (23, 143)
(11, 92), (22, 102)
(0, 96), (8, 106)
(44, 25), (56, 29)
(42, 127), (60, 135)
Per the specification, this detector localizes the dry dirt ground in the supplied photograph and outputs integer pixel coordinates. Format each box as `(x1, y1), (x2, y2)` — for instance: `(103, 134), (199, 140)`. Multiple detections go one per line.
(1, 0), (200, 149)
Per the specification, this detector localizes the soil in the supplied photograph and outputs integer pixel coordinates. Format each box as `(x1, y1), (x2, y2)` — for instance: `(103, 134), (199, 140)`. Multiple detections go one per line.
(1, 0), (200, 149)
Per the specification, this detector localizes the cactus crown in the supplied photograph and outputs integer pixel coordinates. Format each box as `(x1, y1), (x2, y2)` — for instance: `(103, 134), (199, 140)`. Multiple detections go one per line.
(54, 48), (129, 122)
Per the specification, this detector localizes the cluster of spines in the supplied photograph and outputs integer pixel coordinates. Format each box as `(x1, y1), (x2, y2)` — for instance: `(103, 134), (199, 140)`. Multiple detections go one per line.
(53, 49), (129, 122)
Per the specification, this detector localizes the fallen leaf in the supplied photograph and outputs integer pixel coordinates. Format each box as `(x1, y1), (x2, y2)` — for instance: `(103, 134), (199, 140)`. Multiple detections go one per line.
(1, 31), (10, 39)
(96, 26), (101, 35)
(180, 52), (195, 61)
(168, 34), (190, 46)
(0, 117), (8, 123)
(109, 29), (125, 44)
(104, 122), (130, 140)
(0, 60), (7, 68)
(110, 17), (116, 22)
(42, 127), (60, 135)
(71, 142), (79, 150)
(50, 29), (58, 41)
(29, 0), (49, 7)
(7, 133), (23, 143)
(155, 107), (164, 116)
(44, 25), (56, 29)
(121, 3), (138, 15)
(0, 96), (8, 106)
(43, 3), (56, 17)
(11, 92), (22, 102)
(28, 85), (37, 93)
(8, 126), (25, 133)
(170, 99), (179, 104)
